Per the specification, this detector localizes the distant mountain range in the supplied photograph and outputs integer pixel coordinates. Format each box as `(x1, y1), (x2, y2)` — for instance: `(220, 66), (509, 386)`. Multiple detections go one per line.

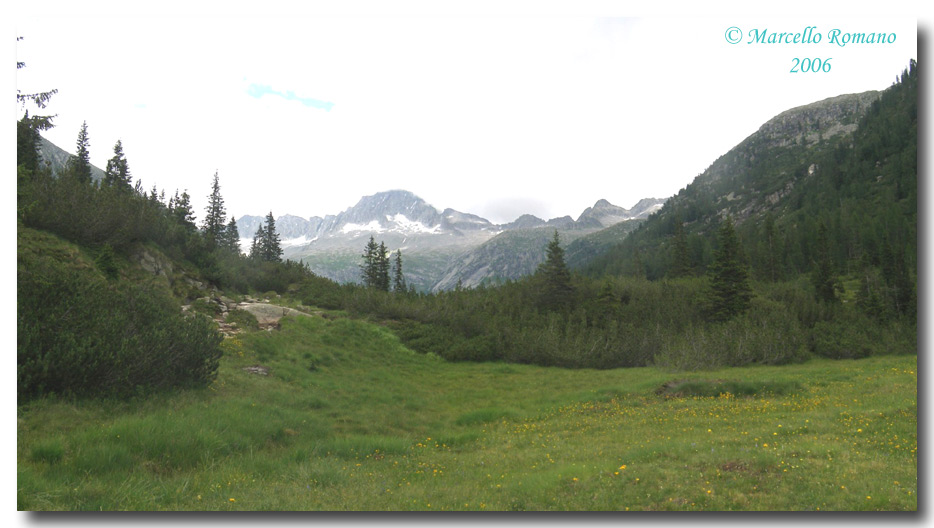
(237, 191), (666, 291)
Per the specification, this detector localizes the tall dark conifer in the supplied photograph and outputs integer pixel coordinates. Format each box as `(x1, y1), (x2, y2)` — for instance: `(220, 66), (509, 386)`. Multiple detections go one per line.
(537, 230), (574, 310)
(66, 121), (92, 184)
(707, 216), (753, 321)
(250, 225), (266, 260)
(202, 171), (227, 248)
(260, 212), (283, 262)
(376, 241), (391, 292)
(360, 236), (380, 288)
(103, 140), (131, 190)
(223, 217), (242, 255)
(172, 190), (196, 230)
(392, 250), (407, 293)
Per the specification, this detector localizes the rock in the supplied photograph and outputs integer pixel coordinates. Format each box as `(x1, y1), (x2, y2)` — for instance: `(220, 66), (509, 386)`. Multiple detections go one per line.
(134, 249), (173, 278)
(236, 303), (310, 326)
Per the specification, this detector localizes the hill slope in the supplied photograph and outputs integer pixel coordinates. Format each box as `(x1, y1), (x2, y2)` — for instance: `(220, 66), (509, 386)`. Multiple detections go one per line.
(584, 63), (915, 284)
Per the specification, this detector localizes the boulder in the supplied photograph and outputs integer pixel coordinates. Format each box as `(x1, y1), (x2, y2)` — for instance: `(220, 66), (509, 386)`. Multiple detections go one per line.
(236, 303), (309, 326)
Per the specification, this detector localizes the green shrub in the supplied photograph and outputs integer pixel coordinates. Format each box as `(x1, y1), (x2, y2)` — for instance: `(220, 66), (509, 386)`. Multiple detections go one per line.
(810, 320), (876, 359)
(226, 309), (260, 331)
(655, 297), (808, 370)
(18, 248), (223, 400)
(189, 298), (221, 317)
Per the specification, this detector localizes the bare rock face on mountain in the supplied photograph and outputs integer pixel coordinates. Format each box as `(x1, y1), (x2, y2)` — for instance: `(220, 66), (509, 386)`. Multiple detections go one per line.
(576, 198), (666, 228)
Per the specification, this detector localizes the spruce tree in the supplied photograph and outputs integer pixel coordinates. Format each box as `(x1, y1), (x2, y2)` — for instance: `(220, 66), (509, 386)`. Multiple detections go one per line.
(17, 112), (42, 173)
(172, 190), (196, 230)
(250, 225), (266, 260)
(376, 241), (391, 292)
(360, 236), (380, 288)
(260, 211), (283, 262)
(392, 250), (407, 293)
(66, 121), (92, 184)
(103, 139), (131, 190)
(202, 171), (227, 248)
(537, 230), (574, 310)
(223, 216), (242, 255)
(707, 216), (753, 321)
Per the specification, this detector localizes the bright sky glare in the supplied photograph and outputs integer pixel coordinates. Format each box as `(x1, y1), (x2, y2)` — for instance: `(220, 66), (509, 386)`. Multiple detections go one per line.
(13, 4), (918, 225)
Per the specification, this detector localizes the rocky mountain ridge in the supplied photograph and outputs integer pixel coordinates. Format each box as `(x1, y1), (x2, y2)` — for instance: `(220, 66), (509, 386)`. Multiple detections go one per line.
(237, 190), (666, 291)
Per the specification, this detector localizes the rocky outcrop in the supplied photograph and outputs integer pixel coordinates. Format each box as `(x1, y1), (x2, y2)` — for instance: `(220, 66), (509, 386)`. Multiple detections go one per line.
(133, 249), (173, 279)
(236, 303), (310, 326)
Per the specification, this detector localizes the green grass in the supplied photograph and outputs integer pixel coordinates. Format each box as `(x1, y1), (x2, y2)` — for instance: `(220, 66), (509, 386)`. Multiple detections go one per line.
(17, 314), (917, 511)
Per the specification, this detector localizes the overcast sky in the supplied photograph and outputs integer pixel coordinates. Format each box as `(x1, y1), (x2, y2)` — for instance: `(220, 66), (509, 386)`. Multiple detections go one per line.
(12, 3), (918, 225)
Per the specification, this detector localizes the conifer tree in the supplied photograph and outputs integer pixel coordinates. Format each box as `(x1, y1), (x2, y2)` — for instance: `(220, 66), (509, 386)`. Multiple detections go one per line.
(392, 250), (407, 293)
(103, 140), (131, 190)
(375, 241), (390, 291)
(223, 216), (242, 255)
(66, 121), (92, 184)
(250, 225), (266, 260)
(537, 230), (574, 310)
(707, 216), (753, 321)
(171, 190), (196, 230)
(202, 171), (227, 248)
(260, 211), (283, 262)
(358, 236), (389, 290)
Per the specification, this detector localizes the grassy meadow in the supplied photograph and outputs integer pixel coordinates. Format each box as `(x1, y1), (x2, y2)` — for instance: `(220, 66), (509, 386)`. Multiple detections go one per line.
(17, 312), (917, 511)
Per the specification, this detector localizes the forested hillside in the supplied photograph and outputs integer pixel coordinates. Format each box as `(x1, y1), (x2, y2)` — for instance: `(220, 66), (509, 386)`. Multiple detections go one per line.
(584, 63), (916, 291)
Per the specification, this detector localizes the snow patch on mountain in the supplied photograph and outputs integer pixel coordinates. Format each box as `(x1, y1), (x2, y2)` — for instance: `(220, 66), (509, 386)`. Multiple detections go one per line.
(387, 214), (442, 234)
(341, 220), (385, 234)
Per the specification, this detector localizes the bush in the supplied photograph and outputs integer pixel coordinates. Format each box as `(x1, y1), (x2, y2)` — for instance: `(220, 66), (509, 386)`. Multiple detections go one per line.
(226, 308), (260, 331)
(655, 297), (809, 370)
(18, 247), (223, 400)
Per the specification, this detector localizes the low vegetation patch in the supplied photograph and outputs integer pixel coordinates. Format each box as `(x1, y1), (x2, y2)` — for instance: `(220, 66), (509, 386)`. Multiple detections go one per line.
(656, 379), (802, 398)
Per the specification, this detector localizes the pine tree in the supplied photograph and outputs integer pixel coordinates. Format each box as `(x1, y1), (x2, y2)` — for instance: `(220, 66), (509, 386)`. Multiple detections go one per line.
(537, 230), (574, 310)
(707, 216), (753, 321)
(250, 225), (266, 260)
(260, 211), (283, 262)
(223, 217), (242, 255)
(17, 112), (43, 173)
(66, 121), (92, 184)
(103, 140), (131, 190)
(392, 250), (407, 293)
(376, 241), (391, 292)
(360, 236), (380, 288)
(171, 190), (196, 230)
(202, 171), (227, 248)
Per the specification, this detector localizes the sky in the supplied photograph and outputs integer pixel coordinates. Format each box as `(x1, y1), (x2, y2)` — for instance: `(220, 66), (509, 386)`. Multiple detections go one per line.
(10, 3), (920, 226)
